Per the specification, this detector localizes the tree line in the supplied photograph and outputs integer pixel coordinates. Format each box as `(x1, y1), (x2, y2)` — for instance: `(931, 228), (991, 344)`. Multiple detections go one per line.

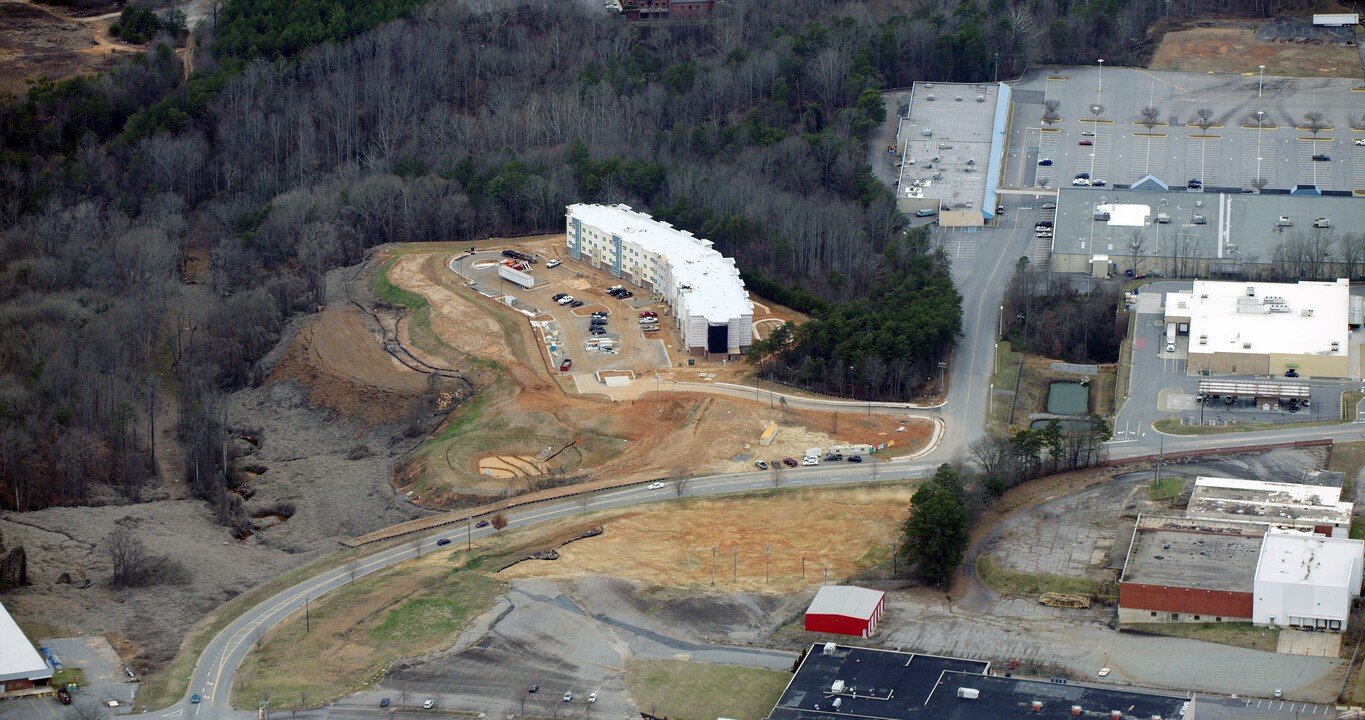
(1001, 257), (1122, 365)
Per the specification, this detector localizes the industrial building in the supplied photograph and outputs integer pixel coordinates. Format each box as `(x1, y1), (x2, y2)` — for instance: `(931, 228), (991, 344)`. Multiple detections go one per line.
(895, 82), (1010, 225)
(565, 204), (754, 358)
(803, 586), (885, 638)
(1187, 476), (1352, 537)
(1047, 187), (1365, 277)
(1253, 528), (1363, 631)
(764, 643), (1188, 720)
(1118, 512), (1365, 630)
(0, 601), (52, 695)
(1164, 279), (1351, 378)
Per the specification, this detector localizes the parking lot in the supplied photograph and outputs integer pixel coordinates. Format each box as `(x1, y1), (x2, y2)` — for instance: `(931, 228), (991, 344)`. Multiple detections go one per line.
(451, 250), (672, 378)
(1006, 68), (1365, 194)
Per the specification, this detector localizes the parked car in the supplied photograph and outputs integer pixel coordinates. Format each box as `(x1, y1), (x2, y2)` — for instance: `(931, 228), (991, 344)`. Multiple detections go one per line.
(569, 300), (585, 307)
(801, 456), (818, 466)
(914, 208), (937, 217)
(1355, 139), (1365, 146)
(1091, 179), (1106, 187)
(1038, 158), (1053, 166)
(1187, 179), (1201, 189)
(559, 359), (573, 371)
(639, 311), (657, 318)
(642, 326), (659, 332)
(589, 328), (606, 335)
(552, 293), (567, 301)
(1078, 139), (1093, 146)
(436, 538), (451, 546)
(846, 456), (863, 463)
(475, 519), (491, 528)
(647, 481), (665, 490)
(755, 460), (769, 470)
(782, 458), (798, 467)
(1312, 154), (1330, 161)
(824, 453), (843, 462)
(380, 698), (390, 708)
(546, 259), (561, 268)
(423, 700), (436, 709)
(590, 318), (607, 325)
(1285, 369), (1299, 378)
(557, 296), (575, 305)
(1081, 131), (1095, 137)
(1075, 172), (1090, 179)
(588, 693), (597, 704)
(1071, 178), (1090, 186)
(1042, 202), (1056, 210)
(996, 205), (1006, 215)
(563, 692), (573, 702)
(617, 291), (633, 299)
(528, 684), (539, 693)
(1036, 221), (1053, 228)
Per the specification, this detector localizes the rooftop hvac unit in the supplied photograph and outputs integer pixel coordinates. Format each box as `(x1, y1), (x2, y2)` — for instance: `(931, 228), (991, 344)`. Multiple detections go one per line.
(925, 83), (934, 88)
(831, 680), (845, 693)
(1301, 309), (1314, 317)
(1072, 706), (1083, 717)
(957, 688), (980, 699)
(927, 94), (935, 101)
(1032, 701), (1044, 713)
(1199, 335), (1208, 345)
(1243, 342), (1252, 349)
(955, 96), (963, 101)
(823, 642), (838, 655)
(976, 95), (985, 102)
(1112, 712), (1122, 720)
(1247, 286), (1256, 297)
(832, 698), (843, 709)
(1332, 341), (1341, 350)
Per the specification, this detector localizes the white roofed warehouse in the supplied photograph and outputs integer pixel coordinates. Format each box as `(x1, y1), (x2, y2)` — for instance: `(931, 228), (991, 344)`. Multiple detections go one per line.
(804, 585), (885, 637)
(565, 204), (754, 359)
(0, 601), (53, 695)
(1164, 279), (1351, 378)
(1253, 528), (1363, 631)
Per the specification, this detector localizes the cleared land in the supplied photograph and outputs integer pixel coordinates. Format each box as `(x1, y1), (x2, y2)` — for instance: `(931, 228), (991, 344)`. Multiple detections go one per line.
(1121, 622), (1280, 653)
(236, 483), (913, 706)
(1150, 26), (1361, 78)
(626, 660), (789, 720)
(0, 1), (133, 96)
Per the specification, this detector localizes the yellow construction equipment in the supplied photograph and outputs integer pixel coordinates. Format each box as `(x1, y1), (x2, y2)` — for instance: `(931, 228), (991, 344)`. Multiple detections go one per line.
(1039, 593), (1091, 609)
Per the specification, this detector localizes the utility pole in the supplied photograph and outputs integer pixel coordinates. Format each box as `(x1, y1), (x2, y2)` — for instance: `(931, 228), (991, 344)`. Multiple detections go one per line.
(304, 598), (309, 633)
(765, 544), (771, 583)
(711, 546), (716, 586)
(732, 546), (737, 583)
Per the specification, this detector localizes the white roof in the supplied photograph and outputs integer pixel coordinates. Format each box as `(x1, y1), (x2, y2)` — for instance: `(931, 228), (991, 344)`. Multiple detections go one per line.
(1255, 528), (1363, 589)
(1167, 279), (1349, 358)
(0, 601), (52, 683)
(1095, 203), (1150, 227)
(806, 585), (884, 619)
(1195, 476), (1343, 506)
(566, 204), (752, 323)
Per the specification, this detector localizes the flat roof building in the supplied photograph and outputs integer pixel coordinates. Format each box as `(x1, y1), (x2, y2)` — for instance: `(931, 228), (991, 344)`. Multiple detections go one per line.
(896, 82), (1010, 224)
(1164, 279), (1350, 378)
(765, 644), (1188, 720)
(1253, 527), (1363, 630)
(0, 601), (52, 694)
(1188, 476), (1352, 537)
(804, 586), (885, 638)
(1117, 516), (1261, 624)
(565, 204), (754, 358)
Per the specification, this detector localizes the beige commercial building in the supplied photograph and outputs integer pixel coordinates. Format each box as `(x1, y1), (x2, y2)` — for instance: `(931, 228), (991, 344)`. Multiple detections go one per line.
(1165, 279), (1351, 378)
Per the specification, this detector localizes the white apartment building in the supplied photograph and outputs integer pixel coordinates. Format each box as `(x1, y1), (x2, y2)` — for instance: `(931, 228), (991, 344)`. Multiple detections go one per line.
(565, 204), (753, 357)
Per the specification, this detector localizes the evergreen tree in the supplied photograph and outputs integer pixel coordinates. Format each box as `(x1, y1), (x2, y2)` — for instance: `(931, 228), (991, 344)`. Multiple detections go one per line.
(899, 464), (971, 587)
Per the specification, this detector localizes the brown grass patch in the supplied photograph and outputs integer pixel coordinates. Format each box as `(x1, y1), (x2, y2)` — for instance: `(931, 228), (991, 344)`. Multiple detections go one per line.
(1150, 27), (1360, 78)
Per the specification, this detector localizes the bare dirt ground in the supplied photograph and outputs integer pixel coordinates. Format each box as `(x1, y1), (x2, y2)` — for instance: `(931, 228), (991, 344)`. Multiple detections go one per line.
(376, 244), (923, 506)
(0, 1), (134, 96)
(1150, 25), (1361, 78)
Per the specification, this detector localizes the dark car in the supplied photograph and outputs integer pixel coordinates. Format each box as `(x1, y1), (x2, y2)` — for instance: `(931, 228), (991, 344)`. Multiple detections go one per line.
(591, 311), (608, 318)
(502, 250), (518, 258)
(782, 457), (798, 467)
(824, 453), (843, 462)
(1312, 154), (1330, 161)
(1187, 179), (1201, 188)
(528, 684), (539, 694)
(591, 318), (608, 325)
(1075, 172), (1090, 179)
(617, 291), (633, 299)
(846, 455), (863, 463)
(475, 519), (491, 528)
(1091, 179), (1106, 187)
(570, 300), (585, 307)
(1038, 158), (1053, 166)
(560, 358), (573, 371)
(436, 538), (451, 546)
(589, 328), (606, 335)
(380, 699), (391, 708)
(1078, 139), (1093, 146)
(552, 293), (567, 301)
(1285, 369), (1299, 378)
(191, 695), (200, 704)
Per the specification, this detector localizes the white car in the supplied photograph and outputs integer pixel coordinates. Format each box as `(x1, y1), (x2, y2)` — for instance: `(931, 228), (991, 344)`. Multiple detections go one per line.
(1081, 131), (1096, 137)
(587, 693), (597, 703)
(801, 456), (819, 466)
(546, 259), (561, 268)
(557, 296), (574, 305)
(647, 482), (665, 490)
(1355, 139), (1365, 146)
(563, 692), (573, 702)
(423, 700), (435, 709)
(1097, 668), (1111, 678)
(1072, 178), (1090, 187)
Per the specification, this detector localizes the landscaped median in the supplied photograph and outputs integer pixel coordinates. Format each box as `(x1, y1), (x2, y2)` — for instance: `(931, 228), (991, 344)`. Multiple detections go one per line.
(1152, 389), (1362, 435)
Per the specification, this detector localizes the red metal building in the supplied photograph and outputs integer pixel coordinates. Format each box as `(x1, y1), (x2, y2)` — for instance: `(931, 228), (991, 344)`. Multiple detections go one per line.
(804, 586), (885, 638)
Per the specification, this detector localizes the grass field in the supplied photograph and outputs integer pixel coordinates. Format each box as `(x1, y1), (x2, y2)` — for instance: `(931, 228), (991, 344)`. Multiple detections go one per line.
(1122, 622), (1279, 653)
(233, 559), (504, 707)
(1150, 26), (1361, 78)
(1147, 476), (1184, 502)
(1153, 417), (1346, 435)
(625, 660), (790, 720)
(52, 668), (87, 689)
(976, 553), (1108, 600)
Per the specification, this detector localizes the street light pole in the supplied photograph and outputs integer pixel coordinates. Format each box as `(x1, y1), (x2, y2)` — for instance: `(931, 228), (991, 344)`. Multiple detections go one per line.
(1258, 65), (1265, 98)
(1097, 58), (1104, 97)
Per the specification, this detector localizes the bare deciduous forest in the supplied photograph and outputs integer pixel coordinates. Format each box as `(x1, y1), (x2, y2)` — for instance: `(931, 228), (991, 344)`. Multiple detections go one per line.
(0, 0), (1323, 521)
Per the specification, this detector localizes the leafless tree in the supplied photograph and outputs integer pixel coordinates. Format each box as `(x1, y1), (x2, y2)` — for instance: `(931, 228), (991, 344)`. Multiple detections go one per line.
(1302, 111), (1330, 137)
(1128, 230), (1147, 276)
(577, 493), (591, 513)
(1192, 108), (1217, 132)
(1138, 106), (1161, 131)
(1042, 99), (1061, 126)
(1250, 177), (1269, 193)
(1088, 103), (1104, 121)
(1340, 233), (1365, 280)
(105, 528), (148, 589)
(770, 461), (785, 487)
(490, 513), (508, 531)
(66, 701), (107, 720)
(671, 476), (690, 498)
(346, 559), (359, 582)
(1247, 110), (1274, 128)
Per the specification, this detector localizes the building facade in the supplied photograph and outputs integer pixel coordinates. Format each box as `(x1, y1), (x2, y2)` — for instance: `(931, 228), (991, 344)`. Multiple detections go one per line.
(565, 204), (753, 358)
(1253, 528), (1363, 630)
(804, 586), (886, 638)
(0, 602), (52, 695)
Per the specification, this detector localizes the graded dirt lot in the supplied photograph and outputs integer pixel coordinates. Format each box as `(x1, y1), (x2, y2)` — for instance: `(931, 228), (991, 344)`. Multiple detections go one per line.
(0, 1), (133, 96)
(1150, 26), (1362, 78)
(373, 242), (927, 506)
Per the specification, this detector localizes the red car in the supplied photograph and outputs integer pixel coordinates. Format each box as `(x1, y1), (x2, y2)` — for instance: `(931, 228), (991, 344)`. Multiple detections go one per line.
(559, 359), (572, 371)
(1079, 139), (1093, 146)
(638, 311), (657, 318)
(782, 457), (798, 467)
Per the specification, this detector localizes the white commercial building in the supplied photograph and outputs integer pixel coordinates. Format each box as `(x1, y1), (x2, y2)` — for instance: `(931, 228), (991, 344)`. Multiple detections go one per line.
(1164, 279), (1351, 377)
(0, 601), (52, 694)
(1187, 476), (1353, 538)
(1253, 528), (1363, 630)
(565, 204), (754, 357)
